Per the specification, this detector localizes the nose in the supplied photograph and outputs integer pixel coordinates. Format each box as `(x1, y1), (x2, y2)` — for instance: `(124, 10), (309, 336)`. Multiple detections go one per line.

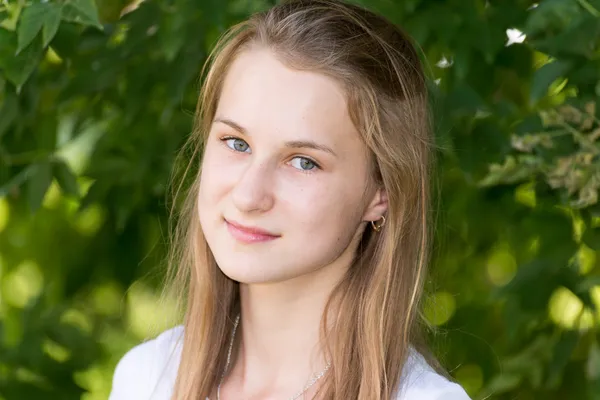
(231, 158), (275, 213)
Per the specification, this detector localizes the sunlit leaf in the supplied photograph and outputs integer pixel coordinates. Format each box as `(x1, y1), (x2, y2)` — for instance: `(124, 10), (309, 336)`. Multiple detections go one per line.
(530, 60), (572, 105)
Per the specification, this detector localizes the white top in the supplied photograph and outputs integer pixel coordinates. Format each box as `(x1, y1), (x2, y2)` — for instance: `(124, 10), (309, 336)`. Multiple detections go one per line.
(109, 326), (471, 400)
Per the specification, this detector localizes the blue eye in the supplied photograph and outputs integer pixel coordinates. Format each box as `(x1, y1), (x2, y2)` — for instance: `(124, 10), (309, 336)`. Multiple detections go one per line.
(290, 157), (318, 171)
(224, 137), (251, 153)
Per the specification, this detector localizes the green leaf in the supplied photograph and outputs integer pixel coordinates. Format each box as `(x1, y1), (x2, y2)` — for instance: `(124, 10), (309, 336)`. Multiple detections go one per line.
(483, 372), (523, 394)
(42, 4), (63, 48)
(0, 164), (35, 197)
(0, 88), (18, 138)
(577, 275), (600, 292)
(587, 341), (600, 381)
(524, 0), (581, 37)
(453, 45), (471, 81)
(62, 0), (103, 30)
(547, 330), (579, 388)
(530, 60), (572, 105)
(446, 83), (488, 116)
(17, 3), (47, 54)
(0, 27), (44, 91)
(583, 226), (600, 250)
(531, 15), (600, 58)
(27, 161), (53, 212)
(160, 12), (186, 63)
(78, 179), (109, 213)
(52, 159), (80, 198)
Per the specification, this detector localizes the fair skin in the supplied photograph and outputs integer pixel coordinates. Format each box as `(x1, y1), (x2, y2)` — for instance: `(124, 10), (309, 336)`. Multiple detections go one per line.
(197, 47), (388, 400)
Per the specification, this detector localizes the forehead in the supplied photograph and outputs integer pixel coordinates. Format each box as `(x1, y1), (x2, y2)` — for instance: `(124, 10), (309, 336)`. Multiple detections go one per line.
(216, 48), (360, 145)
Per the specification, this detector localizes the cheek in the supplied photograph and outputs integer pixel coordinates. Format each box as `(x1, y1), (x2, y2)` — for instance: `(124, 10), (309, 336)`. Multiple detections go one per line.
(286, 179), (365, 237)
(198, 146), (236, 202)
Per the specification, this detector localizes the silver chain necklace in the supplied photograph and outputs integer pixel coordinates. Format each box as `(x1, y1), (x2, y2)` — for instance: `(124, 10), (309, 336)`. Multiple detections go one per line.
(216, 314), (331, 400)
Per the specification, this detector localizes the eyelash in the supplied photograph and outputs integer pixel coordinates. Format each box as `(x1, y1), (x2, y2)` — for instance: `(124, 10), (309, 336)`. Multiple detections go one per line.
(219, 136), (322, 173)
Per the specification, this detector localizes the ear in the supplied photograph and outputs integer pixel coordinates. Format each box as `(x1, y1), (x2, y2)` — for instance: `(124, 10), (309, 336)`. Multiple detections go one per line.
(362, 186), (388, 222)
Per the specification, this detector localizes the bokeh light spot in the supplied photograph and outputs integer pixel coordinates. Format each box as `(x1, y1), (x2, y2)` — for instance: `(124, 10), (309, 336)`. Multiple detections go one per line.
(454, 363), (483, 395)
(75, 365), (112, 400)
(515, 182), (536, 208)
(2, 260), (43, 308)
(577, 244), (596, 275)
(0, 197), (9, 233)
(126, 281), (180, 339)
(592, 286), (600, 320)
(424, 291), (456, 326)
(549, 286), (595, 330)
(91, 282), (123, 316)
(60, 308), (93, 334)
(486, 246), (517, 286)
(42, 181), (62, 209)
(43, 338), (71, 363)
(73, 204), (105, 236)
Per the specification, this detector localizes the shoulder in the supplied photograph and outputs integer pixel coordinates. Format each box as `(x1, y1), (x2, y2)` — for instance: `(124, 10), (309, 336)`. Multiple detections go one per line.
(108, 327), (470, 400)
(396, 348), (472, 400)
(109, 326), (184, 400)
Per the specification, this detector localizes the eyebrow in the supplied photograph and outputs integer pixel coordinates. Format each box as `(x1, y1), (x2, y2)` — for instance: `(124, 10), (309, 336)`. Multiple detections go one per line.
(213, 117), (338, 157)
(214, 117), (247, 134)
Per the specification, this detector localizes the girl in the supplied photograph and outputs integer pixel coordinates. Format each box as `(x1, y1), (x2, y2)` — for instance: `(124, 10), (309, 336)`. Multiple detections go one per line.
(110, 1), (472, 399)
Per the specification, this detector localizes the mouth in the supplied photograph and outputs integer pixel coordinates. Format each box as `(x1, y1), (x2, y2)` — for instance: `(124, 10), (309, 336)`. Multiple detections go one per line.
(225, 219), (280, 244)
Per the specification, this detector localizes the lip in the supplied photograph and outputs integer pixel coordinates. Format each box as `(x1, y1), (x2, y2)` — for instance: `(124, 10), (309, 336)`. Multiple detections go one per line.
(225, 219), (280, 243)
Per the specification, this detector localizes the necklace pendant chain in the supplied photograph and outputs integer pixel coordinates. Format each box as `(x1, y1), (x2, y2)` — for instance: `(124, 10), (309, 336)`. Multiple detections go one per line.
(216, 314), (331, 400)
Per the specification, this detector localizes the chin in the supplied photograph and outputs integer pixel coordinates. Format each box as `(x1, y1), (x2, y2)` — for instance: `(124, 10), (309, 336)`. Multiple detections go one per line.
(217, 264), (284, 284)
(213, 254), (300, 285)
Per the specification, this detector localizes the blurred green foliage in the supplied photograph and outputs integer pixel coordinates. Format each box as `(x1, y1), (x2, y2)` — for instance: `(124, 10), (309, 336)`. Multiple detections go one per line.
(0, 0), (600, 399)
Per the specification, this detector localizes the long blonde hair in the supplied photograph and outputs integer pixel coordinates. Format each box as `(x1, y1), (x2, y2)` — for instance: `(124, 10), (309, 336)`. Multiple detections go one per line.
(166, 1), (442, 399)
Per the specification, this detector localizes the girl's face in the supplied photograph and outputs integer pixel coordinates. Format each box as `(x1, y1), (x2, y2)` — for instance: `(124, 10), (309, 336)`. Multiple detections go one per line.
(197, 48), (387, 285)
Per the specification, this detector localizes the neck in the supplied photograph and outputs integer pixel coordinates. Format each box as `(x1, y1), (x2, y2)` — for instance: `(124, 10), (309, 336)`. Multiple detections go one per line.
(224, 258), (350, 399)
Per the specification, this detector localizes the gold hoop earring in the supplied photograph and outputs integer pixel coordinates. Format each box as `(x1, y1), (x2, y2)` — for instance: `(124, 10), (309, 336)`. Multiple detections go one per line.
(371, 215), (386, 232)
